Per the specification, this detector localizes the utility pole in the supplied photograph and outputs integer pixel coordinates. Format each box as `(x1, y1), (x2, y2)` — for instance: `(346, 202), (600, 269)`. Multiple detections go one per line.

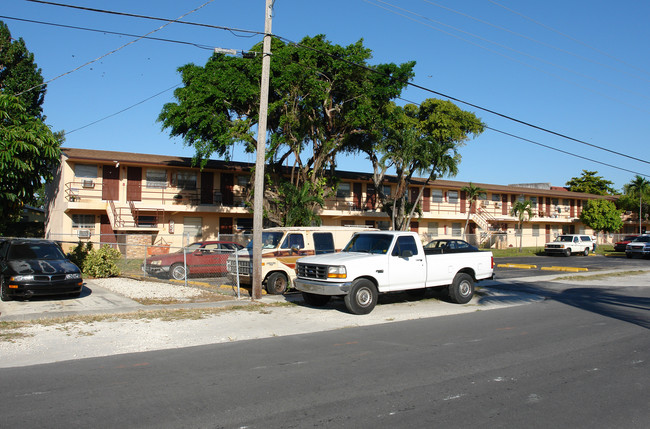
(251, 0), (273, 300)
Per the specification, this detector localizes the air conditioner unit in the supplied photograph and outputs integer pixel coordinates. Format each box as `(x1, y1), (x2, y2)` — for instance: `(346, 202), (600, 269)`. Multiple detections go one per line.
(496, 202), (501, 208)
(82, 179), (95, 188)
(77, 229), (92, 238)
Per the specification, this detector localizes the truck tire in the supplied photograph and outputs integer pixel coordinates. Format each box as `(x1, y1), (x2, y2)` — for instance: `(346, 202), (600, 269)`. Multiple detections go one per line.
(583, 247), (590, 256)
(1, 278), (12, 302)
(170, 263), (187, 280)
(564, 248), (571, 257)
(302, 292), (331, 307)
(448, 273), (474, 304)
(344, 279), (378, 315)
(266, 272), (288, 295)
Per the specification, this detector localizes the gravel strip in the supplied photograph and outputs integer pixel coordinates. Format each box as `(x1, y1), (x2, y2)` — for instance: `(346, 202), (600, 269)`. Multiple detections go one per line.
(89, 277), (208, 300)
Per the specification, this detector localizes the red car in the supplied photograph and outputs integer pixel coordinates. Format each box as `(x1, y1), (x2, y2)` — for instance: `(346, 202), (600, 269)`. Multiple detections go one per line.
(143, 241), (243, 280)
(614, 235), (639, 252)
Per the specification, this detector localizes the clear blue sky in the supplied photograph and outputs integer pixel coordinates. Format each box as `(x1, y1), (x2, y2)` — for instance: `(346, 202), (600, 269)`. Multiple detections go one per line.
(4, 0), (650, 191)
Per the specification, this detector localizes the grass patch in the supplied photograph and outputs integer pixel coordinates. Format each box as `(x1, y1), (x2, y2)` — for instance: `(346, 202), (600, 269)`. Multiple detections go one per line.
(555, 270), (650, 282)
(133, 291), (233, 305)
(490, 247), (544, 257)
(0, 321), (34, 342)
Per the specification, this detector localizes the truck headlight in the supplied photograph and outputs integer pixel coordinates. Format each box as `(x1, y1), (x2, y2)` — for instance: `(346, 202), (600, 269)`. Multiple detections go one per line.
(327, 266), (347, 279)
(11, 275), (34, 281)
(66, 273), (82, 280)
(150, 260), (162, 266)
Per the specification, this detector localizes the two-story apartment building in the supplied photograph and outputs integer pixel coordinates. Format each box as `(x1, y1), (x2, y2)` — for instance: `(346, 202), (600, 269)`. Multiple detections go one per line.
(45, 148), (614, 255)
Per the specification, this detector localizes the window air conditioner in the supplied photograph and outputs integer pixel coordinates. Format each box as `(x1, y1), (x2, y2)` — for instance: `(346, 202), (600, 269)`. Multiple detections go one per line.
(77, 229), (92, 238)
(82, 179), (95, 188)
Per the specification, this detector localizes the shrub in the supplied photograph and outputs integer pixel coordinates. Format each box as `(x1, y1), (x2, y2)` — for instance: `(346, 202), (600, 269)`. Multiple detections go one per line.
(68, 240), (93, 269)
(83, 244), (121, 278)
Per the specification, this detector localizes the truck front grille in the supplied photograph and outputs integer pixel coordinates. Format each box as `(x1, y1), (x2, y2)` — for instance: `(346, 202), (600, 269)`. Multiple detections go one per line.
(297, 263), (328, 280)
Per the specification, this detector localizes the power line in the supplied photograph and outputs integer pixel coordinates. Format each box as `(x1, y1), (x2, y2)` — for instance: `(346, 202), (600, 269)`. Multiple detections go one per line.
(18, 1), (650, 171)
(25, 0), (262, 38)
(0, 15), (215, 50)
(16, 0), (217, 96)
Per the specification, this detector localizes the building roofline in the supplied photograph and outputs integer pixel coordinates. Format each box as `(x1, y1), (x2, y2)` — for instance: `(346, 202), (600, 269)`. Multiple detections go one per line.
(61, 147), (613, 200)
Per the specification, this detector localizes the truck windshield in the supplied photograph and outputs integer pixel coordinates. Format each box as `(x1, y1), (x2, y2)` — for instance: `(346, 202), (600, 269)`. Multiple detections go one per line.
(556, 236), (573, 242)
(343, 234), (393, 254)
(246, 232), (285, 249)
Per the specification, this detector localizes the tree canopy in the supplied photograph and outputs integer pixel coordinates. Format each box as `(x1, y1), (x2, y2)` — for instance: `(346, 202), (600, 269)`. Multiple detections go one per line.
(0, 22), (60, 232)
(159, 35), (415, 225)
(368, 100), (485, 230)
(579, 199), (623, 233)
(565, 170), (617, 195)
(510, 199), (534, 251)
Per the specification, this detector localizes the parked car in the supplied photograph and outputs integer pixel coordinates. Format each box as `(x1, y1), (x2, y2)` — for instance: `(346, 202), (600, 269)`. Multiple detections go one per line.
(614, 235), (639, 252)
(625, 235), (650, 258)
(544, 234), (594, 256)
(143, 241), (243, 280)
(0, 238), (83, 301)
(424, 239), (479, 254)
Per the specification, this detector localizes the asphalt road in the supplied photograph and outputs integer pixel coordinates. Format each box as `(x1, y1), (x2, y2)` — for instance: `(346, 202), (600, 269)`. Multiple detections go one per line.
(1, 279), (648, 428)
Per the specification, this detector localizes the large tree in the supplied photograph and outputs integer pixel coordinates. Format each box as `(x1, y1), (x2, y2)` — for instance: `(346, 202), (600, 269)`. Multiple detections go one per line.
(366, 100), (485, 230)
(565, 170), (617, 195)
(158, 35), (415, 225)
(624, 175), (650, 234)
(0, 22), (60, 232)
(579, 199), (623, 233)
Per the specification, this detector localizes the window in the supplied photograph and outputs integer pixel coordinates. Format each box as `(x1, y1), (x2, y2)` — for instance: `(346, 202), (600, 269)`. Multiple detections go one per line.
(478, 192), (487, 200)
(448, 191), (459, 204)
(183, 217), (202, 239)
(377, 221), (390, 230)
(428, 222), (439, 237)
(382, 185), (392, 197)
(530, 196), (538, 209)
(552, 198), (559, 206)
(517, 195), (525, 202)
(237, 175), (250, 187)
(392, 235), (419, 257)
(452, 222), (462, 237)
(337, 182), (351, 198)
(281, 233), (304, 250)
(236, 217), (253, 231)
(313, 233), (335, 254)
(432, 189), (443, 203)
(532, 224), (540, 237)
(176, 171), (197, 190)
(72, 214), (95, 229)
(146, 169), (167, 188)
(75, 164), (97, 178)
(492, 193), (501, 202)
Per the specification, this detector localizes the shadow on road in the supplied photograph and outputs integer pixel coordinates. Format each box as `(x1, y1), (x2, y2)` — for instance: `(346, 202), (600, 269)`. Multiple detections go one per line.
(488, 282), (650, 329)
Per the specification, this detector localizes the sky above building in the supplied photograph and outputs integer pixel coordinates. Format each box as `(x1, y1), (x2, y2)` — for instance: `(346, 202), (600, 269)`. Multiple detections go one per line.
(4, 0), (650, 191)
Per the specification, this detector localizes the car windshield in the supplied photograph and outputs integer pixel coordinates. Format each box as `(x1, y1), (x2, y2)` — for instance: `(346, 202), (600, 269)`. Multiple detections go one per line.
(343, 233), (393, 254)
(556, 236), (573, 242)
(246, 232), (285, 249)
(8, 242), (66, 260)
(178, 243), (202, 253)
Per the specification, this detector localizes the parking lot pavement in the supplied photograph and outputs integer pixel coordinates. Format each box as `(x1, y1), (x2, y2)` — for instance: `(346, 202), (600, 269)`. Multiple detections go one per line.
(0, 283), (143, 321)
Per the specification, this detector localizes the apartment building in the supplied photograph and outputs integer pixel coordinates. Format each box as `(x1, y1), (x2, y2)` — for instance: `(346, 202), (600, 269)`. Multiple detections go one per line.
(45, 148), (611, 254)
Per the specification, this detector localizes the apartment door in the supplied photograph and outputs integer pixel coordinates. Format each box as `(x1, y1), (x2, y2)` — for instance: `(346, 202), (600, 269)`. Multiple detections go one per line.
(422, 188), (430, 212)
(126, 167), (142, 202)
(365, 184), (376, 210)
(100, 215), (117, 247)
(353, 183), (362, 209)
(221, 173), (234, 206)
(102, 165), (119, 201)
(201, 171), (214, 204)
(460, 190), (467, 214)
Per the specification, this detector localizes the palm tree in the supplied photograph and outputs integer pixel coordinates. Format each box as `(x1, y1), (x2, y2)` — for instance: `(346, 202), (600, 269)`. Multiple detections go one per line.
(461, 182), (485, 241)
(510, 199), (534, 252)
(624, 175), (650, 234)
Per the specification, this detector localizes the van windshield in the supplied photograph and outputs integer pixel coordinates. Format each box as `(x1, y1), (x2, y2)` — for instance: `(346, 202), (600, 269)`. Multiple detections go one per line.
(246, 232), (285, 249)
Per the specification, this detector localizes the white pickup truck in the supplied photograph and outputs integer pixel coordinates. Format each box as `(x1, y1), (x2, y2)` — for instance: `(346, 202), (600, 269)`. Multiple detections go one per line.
(294, 231), (494, 314)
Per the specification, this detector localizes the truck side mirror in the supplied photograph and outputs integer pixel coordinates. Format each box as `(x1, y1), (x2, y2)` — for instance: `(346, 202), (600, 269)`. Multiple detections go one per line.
(401, 250), (413, 258)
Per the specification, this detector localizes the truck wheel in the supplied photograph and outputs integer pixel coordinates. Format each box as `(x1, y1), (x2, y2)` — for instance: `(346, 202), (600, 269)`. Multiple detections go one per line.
(266, 272), (288, 295)
(448, 273), (474, 304)
(302, 292), (331, 307)
(170, 263), (187, 280)
(583, 247), (589, 256)
(564, 249), (571, 257)
(344, 279), (378, 315)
